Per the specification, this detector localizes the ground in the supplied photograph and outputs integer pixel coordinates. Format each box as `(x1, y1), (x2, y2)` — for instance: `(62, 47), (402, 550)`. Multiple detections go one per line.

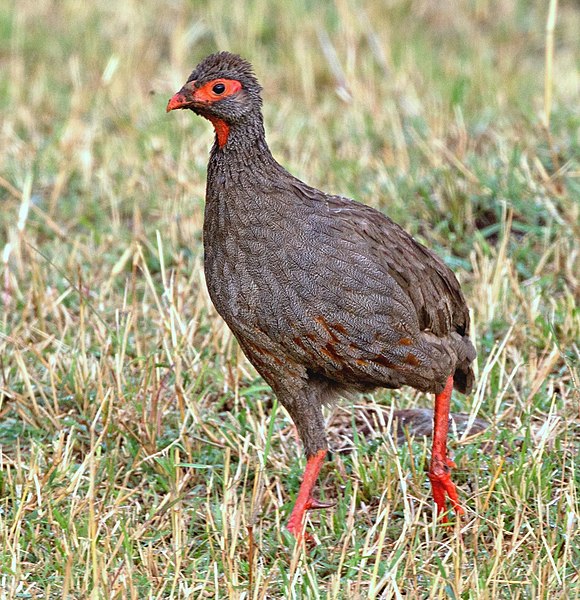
(0, 0), (578, 598)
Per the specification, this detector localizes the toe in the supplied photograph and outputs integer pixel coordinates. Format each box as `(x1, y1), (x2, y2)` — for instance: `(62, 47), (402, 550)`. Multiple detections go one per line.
(305, 497), (335, 511)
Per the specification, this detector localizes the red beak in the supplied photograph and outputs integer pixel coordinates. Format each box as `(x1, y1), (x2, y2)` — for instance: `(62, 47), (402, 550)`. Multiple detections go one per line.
(166, 91), (189, 112)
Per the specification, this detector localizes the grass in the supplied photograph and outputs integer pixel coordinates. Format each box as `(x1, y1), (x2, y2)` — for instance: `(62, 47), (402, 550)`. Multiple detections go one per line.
(0, 0), (579, 597)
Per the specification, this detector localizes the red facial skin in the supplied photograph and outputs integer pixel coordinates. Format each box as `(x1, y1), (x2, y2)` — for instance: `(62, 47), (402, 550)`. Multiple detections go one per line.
(166, 78), (242, 148)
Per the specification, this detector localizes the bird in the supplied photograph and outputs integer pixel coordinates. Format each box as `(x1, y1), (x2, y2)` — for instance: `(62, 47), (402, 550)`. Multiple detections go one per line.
(167, 52), (477, 541)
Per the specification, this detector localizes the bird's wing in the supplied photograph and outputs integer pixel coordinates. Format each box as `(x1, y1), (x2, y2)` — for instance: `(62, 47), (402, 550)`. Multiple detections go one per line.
(320, 192), (471, 337)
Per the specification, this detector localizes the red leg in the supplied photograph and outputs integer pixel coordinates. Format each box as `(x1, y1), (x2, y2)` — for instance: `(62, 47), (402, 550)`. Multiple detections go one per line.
(286, 449), (333, 540)
(428, 375), (464, 522)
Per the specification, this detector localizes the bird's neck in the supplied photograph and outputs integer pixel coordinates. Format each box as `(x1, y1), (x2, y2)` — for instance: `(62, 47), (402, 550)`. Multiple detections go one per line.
(206, 114), (279, 174)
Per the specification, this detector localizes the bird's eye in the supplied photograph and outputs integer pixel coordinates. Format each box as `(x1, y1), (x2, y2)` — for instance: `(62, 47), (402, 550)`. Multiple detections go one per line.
(212, 83), (226, 95)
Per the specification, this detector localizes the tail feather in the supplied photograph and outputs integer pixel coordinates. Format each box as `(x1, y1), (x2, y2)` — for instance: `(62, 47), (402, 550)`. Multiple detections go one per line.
(451, 333), (476, 394)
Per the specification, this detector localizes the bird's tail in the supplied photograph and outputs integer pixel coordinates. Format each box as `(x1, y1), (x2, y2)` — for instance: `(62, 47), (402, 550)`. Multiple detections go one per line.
(451, 333), (476, 394)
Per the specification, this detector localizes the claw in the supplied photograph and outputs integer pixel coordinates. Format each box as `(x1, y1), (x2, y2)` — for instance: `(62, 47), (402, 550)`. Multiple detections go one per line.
(305, 497), (335, 511)
(287, 495), (334, 541)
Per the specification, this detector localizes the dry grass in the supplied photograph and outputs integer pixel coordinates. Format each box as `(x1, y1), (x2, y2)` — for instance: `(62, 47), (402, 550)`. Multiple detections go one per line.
(1, 0), (579, 598)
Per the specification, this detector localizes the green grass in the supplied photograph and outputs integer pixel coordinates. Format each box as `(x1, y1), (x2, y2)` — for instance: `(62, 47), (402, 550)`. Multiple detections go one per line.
(1, 0), (579, 597)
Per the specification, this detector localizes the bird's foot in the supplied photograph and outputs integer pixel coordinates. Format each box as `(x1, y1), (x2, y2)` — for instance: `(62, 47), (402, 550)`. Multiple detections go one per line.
(428, 457), (463, 523)
(429, 376), (464, 524)
(286, 496), (335, 542)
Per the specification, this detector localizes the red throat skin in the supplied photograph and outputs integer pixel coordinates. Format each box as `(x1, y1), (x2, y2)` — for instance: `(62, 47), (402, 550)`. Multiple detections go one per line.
(206, 115), (230, 148)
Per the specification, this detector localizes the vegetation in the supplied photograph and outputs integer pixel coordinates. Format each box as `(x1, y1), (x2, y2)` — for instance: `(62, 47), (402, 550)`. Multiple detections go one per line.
(0, 0), (578, 597)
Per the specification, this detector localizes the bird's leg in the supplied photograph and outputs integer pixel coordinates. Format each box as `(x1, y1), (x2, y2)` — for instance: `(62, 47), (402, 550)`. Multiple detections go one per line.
(428, 375), (464, 522)
(286, 449), (333, 540)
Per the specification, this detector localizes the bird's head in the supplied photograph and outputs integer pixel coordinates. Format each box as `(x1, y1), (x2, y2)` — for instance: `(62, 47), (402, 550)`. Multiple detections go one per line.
(167, 52), (263, 148)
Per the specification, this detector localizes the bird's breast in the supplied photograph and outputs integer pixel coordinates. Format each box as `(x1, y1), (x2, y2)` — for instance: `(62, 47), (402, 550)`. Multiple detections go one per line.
(202, 196), (297, 335)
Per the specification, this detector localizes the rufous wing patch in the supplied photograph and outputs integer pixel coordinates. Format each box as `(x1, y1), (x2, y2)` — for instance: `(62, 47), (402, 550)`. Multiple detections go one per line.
(404, 353), (420, 366)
